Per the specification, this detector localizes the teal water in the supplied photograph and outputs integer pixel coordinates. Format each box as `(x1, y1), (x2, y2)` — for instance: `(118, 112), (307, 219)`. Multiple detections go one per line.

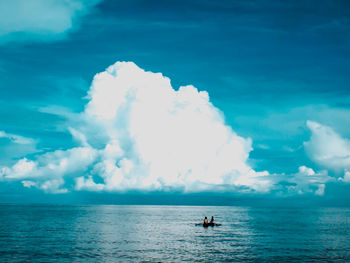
(1, 205), (350, 262)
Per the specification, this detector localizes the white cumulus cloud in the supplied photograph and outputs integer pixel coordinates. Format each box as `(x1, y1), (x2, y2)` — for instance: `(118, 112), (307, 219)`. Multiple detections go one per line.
(292, 166), (333, 196)
(1, 61), (272, 193)
(1, 62), (343, 196)
(304, 121), (350, 171)
(1, 147), (97, 193)
(339, 170), (350, 183)
(265, 165), (334, 196)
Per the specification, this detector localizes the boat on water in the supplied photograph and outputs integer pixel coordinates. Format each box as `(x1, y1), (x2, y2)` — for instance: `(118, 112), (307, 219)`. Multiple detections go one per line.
(195, 223), (222, 227)
(196, 216), (221, 227)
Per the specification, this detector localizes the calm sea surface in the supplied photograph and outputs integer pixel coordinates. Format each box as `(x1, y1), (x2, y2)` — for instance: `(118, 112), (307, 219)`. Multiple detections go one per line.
(0, 205), (350, 262)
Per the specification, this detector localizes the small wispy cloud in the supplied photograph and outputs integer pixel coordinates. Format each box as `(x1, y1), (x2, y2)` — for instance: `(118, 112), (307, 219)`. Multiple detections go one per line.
(0, 0), (102, 44)
(0, 130), (35, 145)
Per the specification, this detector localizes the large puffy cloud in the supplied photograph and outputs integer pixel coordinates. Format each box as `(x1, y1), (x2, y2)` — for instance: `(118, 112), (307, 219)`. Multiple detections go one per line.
(81, 62), (263, 191)
(304, 121), (350, 171)
(76, 62), (272, 192)
(1, 62), (272, 193)
(0, 0), (101, 44)
(0, 62), (340, 196)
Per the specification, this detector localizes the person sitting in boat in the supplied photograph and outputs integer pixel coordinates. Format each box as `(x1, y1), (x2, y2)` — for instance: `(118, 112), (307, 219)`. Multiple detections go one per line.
(210, 216), (214, 224)
(203, 216), (208, 225)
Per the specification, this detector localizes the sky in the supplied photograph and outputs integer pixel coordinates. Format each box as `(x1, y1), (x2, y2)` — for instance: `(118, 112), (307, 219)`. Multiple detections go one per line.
(0, 0), (350, 204)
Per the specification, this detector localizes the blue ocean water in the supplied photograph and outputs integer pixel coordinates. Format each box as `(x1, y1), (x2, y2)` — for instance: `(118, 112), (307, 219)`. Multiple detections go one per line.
(0, 205), (350, 262)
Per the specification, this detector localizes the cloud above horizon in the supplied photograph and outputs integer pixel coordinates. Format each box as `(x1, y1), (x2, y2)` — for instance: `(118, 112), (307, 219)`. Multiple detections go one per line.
(0, 0), (101, 44)
(0, 62), (272, 193)
(0, 62), (346, 196)
(305, 121), (350, 172)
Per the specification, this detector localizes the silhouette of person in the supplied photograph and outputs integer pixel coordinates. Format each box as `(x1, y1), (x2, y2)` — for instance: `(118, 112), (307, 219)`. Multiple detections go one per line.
(210, 216), (214, 224)
(203, 216), (208, 225)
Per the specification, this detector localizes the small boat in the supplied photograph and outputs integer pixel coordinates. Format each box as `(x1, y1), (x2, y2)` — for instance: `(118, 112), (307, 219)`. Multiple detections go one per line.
(195, 223), (222, 227)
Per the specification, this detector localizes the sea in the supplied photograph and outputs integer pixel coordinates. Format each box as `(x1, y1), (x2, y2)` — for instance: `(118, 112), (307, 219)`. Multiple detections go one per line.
(0, 205), (350, 262)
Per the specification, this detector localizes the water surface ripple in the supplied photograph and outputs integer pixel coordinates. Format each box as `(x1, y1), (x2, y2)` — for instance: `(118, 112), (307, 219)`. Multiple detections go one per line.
(1, 205), (350, 262)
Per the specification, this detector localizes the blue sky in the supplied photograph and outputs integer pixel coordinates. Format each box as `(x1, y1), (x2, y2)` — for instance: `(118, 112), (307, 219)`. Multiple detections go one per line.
(0, 0), (350, 204)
